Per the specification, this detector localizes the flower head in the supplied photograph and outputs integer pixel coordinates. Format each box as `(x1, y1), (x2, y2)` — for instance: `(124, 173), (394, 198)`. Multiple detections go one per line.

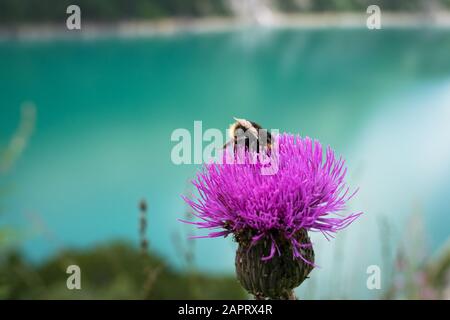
(182, 133), (361, 262)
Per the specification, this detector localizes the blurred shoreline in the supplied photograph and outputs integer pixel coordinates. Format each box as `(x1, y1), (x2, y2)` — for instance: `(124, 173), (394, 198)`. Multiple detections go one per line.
(2, 12), (450, 40)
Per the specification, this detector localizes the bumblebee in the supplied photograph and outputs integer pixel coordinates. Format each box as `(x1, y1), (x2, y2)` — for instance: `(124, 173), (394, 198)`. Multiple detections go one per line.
(224, 117), (272, 153)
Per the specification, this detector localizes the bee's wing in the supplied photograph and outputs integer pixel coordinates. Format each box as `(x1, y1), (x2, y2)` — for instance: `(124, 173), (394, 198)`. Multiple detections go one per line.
(233, 117), (259, 139)
(233, 117), (251, 129)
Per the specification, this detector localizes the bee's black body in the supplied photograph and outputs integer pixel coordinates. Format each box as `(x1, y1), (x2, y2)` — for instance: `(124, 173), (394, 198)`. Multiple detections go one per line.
(225, 118), (272, 153)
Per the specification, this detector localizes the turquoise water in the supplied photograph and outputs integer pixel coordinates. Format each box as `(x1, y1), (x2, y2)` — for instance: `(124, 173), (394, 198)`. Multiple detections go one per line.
(1, 28), (450, 289)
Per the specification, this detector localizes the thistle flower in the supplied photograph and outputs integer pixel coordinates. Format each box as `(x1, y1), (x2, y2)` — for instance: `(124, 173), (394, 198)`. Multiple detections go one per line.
(181, 133), (361, 299)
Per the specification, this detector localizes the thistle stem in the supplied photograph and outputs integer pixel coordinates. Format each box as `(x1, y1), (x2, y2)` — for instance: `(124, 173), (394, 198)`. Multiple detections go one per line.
(284, 290), (297, 300)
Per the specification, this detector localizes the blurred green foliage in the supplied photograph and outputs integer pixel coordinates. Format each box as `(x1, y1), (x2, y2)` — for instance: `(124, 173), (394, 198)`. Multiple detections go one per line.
(380, 214), (450, 300)
(0, 241), (247, 299)
(277, 0), (449, 12)
(383, 244), (450, 299)
(0, 103), (35, 249)
(0, 0), (231, 25)
(1, 0), (450, 26)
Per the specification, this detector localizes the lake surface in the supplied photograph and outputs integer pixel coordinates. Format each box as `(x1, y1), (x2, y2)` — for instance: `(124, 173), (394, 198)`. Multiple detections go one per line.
(1, 27), (450, 297)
